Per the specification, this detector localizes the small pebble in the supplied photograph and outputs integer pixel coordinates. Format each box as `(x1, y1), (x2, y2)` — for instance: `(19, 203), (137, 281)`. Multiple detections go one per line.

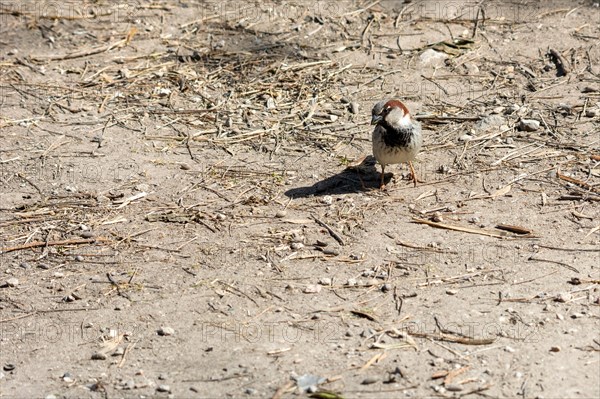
(3, 364), (15, 371)
(158, 326), (175, 336)
(62, 372), (74, 383)
(6, 278), (19, 287)
(80, 231), (94, 238)
(504, 346), (516, 353)
(556, 292), (572, 303)
(113, 347), (125, 356)
(381, 283), (392, 293)
(75, 255), (84, 262)
(549, 346), (561, 352)
(321, 195), (333, 205)
(290, 242), (304, 250)
(321, 248), (339, 256)
(361, 376), (378, 385)
(446, 384), (463, 392)
(91, 352), (107, 360)
(432, 385), (445, 393)
(122, 379), (135, 390)
(570, 313), (584, 319)
(19, 262), (31, 269)
(245, 388), (258, 395)
(157, 384), (171, 393)
(458, 134), (473, 142)
(446, 289), (458, 295)
(275, 210), (287, 218)
(350, 102), (359, 114)
(585, 109), (597, 117)
(431, 212), (444, 222)
(346, 278), (357, 286)
(38, 263), (50, 270)
(180, 163), (191, 170)
(518, 119), (540, 132)
(318, 277), (332, 286)
(303, 284), (322, 294)
(215, 213), (226, 221)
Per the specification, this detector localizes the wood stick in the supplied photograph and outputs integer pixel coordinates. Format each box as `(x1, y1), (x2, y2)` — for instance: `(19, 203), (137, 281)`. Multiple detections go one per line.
(1, 237), (110, 254)
(412, 218), (528, 239)
(313, 216), (346, 246)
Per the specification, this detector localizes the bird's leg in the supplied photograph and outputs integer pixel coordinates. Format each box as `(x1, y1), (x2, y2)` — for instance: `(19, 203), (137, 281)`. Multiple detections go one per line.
(380, 164), (386, 190)
(408, 161), (417, 187)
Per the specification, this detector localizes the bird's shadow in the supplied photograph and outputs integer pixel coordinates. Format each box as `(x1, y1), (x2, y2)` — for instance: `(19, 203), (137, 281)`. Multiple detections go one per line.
(285, 155), (398, 198)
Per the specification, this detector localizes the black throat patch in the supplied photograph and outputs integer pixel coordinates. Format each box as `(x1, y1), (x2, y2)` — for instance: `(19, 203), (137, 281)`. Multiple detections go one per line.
(380, 120), (414, 148)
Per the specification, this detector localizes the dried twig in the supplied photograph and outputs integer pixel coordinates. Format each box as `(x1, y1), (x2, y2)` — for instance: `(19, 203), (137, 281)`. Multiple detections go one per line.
(411, 218), (531, 239)
(313, 216), (346, 246)
(1, 237), (110, 254)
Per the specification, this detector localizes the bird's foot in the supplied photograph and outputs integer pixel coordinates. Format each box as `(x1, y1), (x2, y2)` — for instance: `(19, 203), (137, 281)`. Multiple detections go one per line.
(408, 161), (422, 187)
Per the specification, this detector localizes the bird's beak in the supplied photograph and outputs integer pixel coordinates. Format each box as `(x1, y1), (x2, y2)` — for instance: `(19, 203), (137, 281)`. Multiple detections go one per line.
(371, 115), (382, 125)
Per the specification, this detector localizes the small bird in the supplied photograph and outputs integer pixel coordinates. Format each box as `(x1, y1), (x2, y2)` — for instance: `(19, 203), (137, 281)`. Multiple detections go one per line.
(371, 99), (422, 188)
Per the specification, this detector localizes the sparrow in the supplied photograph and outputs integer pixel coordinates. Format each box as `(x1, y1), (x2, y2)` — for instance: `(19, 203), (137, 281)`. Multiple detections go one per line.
(371, 99), (422, 188)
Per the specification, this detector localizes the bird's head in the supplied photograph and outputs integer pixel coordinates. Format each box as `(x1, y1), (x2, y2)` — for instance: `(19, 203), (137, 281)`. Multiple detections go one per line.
(371, 99), (412, 128)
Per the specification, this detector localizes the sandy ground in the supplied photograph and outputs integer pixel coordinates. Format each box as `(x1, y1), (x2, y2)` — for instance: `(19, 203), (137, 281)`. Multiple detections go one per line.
(1, 1), (599, 398)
